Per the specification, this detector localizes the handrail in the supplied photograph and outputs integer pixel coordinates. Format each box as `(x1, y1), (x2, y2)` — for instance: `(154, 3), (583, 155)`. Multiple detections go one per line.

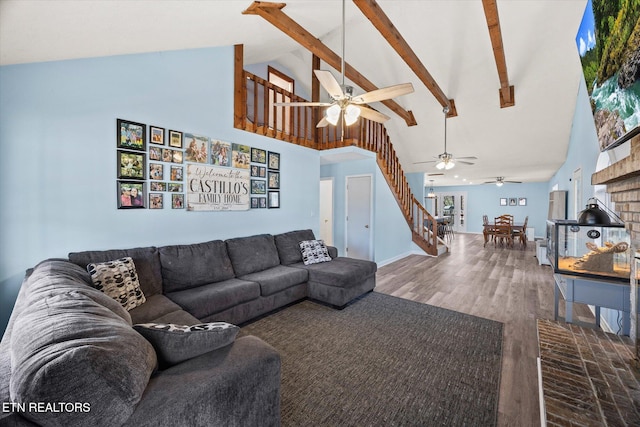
(236, 68), (439, 255)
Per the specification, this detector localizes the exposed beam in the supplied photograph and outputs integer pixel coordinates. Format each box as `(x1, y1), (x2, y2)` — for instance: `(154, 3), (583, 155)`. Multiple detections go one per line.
(353, 0), (457, 118)
(243, 1), (417, 126)
(482, 0), (515, 108)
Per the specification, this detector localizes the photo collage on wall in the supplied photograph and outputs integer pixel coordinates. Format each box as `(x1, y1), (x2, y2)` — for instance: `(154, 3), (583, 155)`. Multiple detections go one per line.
(116, 118), (185, 210)
(116, 118), (281, 211)
(250, 147), (280, 209)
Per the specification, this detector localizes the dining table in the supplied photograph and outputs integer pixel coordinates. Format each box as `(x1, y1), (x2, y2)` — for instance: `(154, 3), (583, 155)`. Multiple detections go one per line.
(483, 221), (526, 247)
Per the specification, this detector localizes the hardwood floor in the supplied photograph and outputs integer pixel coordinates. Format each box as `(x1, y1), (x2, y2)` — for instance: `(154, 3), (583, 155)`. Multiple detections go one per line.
(375, 233), (595, 427)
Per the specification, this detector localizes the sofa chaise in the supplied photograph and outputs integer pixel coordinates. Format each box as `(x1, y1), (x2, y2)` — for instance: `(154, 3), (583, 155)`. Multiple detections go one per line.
(0, 229), (376, 426)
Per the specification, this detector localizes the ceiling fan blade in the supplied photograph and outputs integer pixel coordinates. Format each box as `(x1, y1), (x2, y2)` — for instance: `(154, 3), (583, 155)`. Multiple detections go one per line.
(457, 160), (475, 165)
(273, 101), (332, 107)
(351, 83), (414, 104)
(358, 105), (390, 123)
(506, 181), (522, 184)
(316, 117), (330, 128)
(314, 70), (344, 100)
(413, 160), (436, 164)
(455, 156), (478, 160)
(427, 173), (444, 176)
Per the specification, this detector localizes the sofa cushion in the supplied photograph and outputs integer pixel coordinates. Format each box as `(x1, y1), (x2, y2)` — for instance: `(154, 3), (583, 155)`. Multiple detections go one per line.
(239, 265), (309, 296)
(159, 240), (235, 293)
(225, 234), (280, 276)
(134, 322), (239, 367)
(166, 278), (260, 320)
(274, 229), (316, 265)
(299, 239), (332, 265)
(129, 294), (188, 324)
(9, 260), (156, 427)
(87, 257), (146, 311)
(69, 246), (163, 297)
(293, 257), (377, 288)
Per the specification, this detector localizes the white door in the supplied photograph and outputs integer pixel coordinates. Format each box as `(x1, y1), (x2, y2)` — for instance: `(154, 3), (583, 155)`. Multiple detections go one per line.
(319, 178), (334, 246)
(346, 175), (372, 260)
(572, 168), (582, 220)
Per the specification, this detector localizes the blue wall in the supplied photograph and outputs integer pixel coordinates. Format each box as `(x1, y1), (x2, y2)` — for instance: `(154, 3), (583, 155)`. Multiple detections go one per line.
(430, 182), (549, 238)
(0, 47), (322, 333)
(320, 151), (415, 264)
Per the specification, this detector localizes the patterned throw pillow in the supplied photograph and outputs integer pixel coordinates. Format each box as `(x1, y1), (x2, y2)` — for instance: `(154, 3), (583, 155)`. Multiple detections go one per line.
(87, 257), (146, 311)
(133, 322), (240, 367)
(299, 239), (332, 265)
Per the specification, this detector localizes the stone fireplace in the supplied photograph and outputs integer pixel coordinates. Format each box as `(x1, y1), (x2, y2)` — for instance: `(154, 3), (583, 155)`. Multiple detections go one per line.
(591, 132), (640, 363)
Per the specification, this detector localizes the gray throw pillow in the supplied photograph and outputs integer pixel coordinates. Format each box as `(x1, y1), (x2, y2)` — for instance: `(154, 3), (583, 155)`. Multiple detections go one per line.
(299, 239), (332, 265)
(133, 322), (239, 367)
(87, 257), (146, 311)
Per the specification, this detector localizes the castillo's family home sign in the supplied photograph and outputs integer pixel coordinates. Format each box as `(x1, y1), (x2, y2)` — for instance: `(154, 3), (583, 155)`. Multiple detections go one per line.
(187, 164), (249, 211)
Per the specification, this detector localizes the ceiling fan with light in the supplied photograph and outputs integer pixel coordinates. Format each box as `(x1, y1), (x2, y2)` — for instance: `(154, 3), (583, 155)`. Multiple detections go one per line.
(414, 106), (477, 170)
(484, 176), (522, 187)
(274, 0), (414, 129)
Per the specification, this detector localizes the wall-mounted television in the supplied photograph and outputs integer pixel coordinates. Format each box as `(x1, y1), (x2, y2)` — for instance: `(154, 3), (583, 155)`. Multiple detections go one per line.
(576, 0), (640, 151)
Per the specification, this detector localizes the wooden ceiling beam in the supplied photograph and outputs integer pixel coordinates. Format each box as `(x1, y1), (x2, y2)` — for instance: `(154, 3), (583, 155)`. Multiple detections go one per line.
(482, 0), (515, 108)
(242, 1), (417, 126)
(353, 0), (457, 118)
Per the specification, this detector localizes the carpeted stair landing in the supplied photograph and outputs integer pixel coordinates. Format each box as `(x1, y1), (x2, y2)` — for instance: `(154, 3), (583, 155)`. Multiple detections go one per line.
(240, 291), (503, 426)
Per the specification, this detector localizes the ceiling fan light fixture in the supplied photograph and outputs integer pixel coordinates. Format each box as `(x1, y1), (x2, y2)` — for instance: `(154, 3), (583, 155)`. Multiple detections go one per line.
(496, 181), (504, 187)
(326, 104), (341, 126)
(344, 104), (361, 126)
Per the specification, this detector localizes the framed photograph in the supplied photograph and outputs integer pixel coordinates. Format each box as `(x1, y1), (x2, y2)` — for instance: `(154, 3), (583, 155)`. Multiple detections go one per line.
(169, 130), (183, 148)
(149, 146), (162, 161)
(168, 182), (183, 192)
(268, 151), (280, 170)
(117, 150), (145, 180)
(500, 198), (507, 206)
(150, 126), (165, 145)
(171, 193), (185, 209)
(210, 139), (232, 166)
(117, 181), (145, 209)
(518, 197), (527, 206)
(162, 148), (173, 162)
(259, 197), (267, 209)
(251, 147), (267, 164)
(149, 163), (163, 180)
(509, 198), (517, 206)
(170, 165), (183, 181)
(150, 181), (166, 192)
(268, 171), (280, 189)
(117, 119), (146, 151)
(185, 133), (210, 163)
(251, 197), (259, 209)
(251, 165), (266, 178)
(172, 150), (183, 164)
(251, 179), (266, 195)
(149, 193), (163, 209)
(232, 143), (251, 169)
(268, 191), (280, 209)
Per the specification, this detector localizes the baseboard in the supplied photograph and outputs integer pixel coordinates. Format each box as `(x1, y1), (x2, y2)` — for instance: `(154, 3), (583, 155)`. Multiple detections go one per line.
(377, 250), (432, 267)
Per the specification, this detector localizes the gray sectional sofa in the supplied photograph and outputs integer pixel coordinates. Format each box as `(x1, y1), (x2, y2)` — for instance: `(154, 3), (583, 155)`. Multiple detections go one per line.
(0, 229), (376, 426)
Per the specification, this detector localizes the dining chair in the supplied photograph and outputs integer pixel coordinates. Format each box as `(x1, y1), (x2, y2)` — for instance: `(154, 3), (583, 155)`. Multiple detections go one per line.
(483, 215), (495, 247)
(493, 216), (513, 248)
(512, 216), (528, 248)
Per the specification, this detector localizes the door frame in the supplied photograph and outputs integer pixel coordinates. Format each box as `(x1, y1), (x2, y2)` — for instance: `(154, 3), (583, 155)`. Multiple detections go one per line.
(434, 191), (468, 233)
(345, 174), (374, 260)
(319, 177), (334, 246)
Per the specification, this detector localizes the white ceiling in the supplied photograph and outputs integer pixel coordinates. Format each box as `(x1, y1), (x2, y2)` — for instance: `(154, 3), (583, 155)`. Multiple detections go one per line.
(0, 0), (588, 186)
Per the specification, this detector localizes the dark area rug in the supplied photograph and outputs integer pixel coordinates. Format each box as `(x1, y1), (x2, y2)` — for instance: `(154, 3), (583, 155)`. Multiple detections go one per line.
(240, 291), (503, 426)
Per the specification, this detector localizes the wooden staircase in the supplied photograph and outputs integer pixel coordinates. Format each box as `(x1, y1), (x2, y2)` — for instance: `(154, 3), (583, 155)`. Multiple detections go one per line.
(233, 46), (442, 256)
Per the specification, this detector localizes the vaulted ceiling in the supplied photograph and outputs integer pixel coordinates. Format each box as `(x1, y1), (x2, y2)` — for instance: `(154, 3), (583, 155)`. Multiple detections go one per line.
(0, 0), (588, 186)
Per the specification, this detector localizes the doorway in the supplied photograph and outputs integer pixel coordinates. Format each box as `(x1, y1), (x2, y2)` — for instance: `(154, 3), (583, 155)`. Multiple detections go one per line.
(319, 178), (334, 246)
(346, 175), (373, 260)
(268, 66), (294, 134)
(435, 191), (467, 233)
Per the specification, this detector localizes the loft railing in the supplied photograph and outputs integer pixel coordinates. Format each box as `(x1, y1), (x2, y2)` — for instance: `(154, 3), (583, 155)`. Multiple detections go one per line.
(234, 48), (440, 255)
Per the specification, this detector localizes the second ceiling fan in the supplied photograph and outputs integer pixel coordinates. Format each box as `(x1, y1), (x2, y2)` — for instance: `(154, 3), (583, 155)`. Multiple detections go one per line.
(274, 0), (414, 128)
